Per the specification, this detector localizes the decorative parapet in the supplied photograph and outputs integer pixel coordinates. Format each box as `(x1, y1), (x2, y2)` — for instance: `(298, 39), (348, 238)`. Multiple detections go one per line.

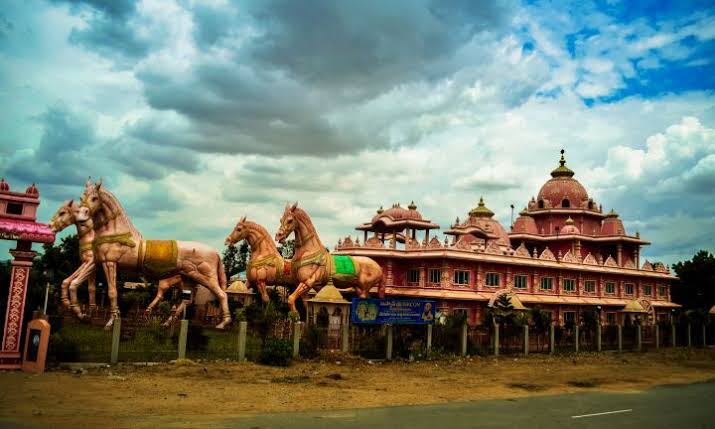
(514, 243), (530, 258)
(604, 255), (618, 267)
(583, 253), (598, 265)
(539, 247), (556, 261)
(561, 250), (578, 263)
(642, 260), (653, 271)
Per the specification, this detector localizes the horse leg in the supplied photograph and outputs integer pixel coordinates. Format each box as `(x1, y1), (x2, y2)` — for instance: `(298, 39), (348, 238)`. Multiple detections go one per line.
(288, 271), (319, 314)
(146, 276), (177, 315)
(60, 271), (79, 313)
(258, 278), (269, 304)
(102, 261), (118, 330)
(87, 271), (97, 316)
(184, 269), (231, 329)
(68, 262), (96, 321)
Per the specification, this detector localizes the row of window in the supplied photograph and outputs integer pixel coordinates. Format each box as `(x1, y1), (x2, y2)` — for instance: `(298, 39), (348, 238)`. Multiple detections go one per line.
(406, 268), (667, 296)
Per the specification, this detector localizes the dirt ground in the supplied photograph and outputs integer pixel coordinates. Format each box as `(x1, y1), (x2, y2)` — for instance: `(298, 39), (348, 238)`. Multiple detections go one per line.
(2, 349), (715, 429)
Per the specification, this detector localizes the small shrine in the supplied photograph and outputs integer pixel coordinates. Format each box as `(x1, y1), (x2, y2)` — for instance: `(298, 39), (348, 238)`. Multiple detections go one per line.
(307, 283), (350, 331)
(0, 179), (55, 369)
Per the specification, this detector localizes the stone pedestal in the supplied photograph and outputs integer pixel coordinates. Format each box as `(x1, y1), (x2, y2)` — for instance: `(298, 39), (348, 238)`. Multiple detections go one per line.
(0, 248), (36, 369)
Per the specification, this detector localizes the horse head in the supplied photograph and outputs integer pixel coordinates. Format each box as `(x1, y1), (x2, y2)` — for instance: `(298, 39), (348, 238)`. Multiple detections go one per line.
(48, 200), (75, 233)
(226, 215), (248, 246)
(275, 202), (298, 244)
(77, 177), (102, 223)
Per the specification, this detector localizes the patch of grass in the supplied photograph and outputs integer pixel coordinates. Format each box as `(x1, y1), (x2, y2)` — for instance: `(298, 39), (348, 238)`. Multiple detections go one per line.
(271, 375), (310, 384)
(567, 379), (601, 388)
(506, 383), (548, 392)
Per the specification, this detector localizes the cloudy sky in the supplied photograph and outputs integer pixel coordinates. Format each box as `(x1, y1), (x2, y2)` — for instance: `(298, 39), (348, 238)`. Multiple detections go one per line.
(1, 0), (714, 265)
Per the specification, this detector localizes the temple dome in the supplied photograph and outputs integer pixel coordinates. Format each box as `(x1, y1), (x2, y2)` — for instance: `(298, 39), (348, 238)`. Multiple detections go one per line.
(371, 202), (423, 223)
(512, 207), (538, 234)
(561, 216), (580, 234)
(536, 150), (590, 210)
(466, 198), (510, 246)
(600, 209), (626, 236)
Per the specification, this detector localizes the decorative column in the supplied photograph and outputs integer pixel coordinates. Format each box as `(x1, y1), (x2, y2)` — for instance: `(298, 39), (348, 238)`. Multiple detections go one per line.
(0, 246), (36, 369)
(616, 243), (623, 267)
(441, 259), (449, 288)
(419, 265), (426, 288)
(385, 259), (394, 287)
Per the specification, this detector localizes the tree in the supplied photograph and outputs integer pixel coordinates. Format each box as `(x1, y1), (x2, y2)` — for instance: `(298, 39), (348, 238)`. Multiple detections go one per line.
(529, 305), (552, 350)
(278, 239), (294, 259)
(222, 244), (241, 281)
(492, 294), (514, 325)
(672, 250), (715, 311)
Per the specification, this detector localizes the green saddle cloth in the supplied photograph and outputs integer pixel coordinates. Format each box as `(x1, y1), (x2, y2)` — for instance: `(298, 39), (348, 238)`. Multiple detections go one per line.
(332, 255), (356, 281)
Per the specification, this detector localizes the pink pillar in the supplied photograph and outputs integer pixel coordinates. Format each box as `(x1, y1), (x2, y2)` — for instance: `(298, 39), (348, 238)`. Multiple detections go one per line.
(0, 245), (36, 369)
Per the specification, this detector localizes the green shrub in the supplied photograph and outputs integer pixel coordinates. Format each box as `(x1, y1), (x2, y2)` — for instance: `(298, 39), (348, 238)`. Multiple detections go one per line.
(186, 324), (209, 352)
(259, 338), (293, 366)
(300, 324), (326, 359)
(357, 331), (386, 359)
(49, 332), (79, 362)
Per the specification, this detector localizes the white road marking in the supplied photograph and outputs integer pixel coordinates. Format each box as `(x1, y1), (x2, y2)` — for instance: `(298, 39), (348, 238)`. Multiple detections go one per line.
(571, 409), (633, 419)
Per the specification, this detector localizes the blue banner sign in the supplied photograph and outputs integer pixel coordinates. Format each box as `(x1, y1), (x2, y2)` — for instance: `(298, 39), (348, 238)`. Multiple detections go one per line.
(351, 298), (436, 325)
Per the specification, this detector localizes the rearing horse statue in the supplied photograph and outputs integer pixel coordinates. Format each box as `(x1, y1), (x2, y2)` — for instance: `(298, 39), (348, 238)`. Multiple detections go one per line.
(77, 179), (231, 329)
(274, 202), (384, 313)
(48, 200), (97, 321)
(225, 216), (295, 303)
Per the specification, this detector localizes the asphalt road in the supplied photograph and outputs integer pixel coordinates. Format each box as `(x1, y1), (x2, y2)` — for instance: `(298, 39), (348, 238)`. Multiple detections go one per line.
(2, 381), (714, 429)
(223, 380), (715, 429)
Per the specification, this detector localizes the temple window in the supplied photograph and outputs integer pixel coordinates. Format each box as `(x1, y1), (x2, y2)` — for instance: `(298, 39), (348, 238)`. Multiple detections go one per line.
(562, 199), (570, 208)
(485, 272), (500, 287)
(514, 274), (528, 289)
(453, 270), (470, 286)
(606, 312), (617, 325)
(564, 311), (576, 326)
(644, 285), (652, 296)
(563, 278), (575, 292)
(538, 199), (544, 209)
(6, 202), (23, 215)
(540, 277), (553, 290)
(428, 268), (441, 285)
(605, 282), (615, 294)
(584, 280), (596, 293)
(658, 285), (666, 297)
(624, 283), (634, 295)
(407, 269), (420, 284)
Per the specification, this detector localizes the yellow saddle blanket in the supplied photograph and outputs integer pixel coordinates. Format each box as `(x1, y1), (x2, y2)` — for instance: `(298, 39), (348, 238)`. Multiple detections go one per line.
(138, 240), (179, 277)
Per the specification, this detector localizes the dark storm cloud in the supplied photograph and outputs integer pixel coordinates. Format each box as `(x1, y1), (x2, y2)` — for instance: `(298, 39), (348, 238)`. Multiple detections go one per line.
(51, 0), (148, 62)
(6, 106), (100, 187)
(246, 0), (514, 97)
(107, 137), (201, 180)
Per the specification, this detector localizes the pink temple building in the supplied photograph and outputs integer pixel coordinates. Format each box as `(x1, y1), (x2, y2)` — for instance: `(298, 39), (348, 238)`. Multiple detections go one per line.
(334, 151), (679, 326)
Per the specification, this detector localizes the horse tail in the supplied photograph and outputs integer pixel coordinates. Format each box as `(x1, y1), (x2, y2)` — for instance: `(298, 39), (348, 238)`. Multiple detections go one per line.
(217, 255), (228, 291)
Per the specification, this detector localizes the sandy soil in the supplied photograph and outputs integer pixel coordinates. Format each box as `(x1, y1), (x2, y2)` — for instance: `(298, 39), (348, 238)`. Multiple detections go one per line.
(2, 349), (715, 429)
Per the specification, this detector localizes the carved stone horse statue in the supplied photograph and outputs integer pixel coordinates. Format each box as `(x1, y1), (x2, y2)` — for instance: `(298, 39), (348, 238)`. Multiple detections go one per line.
(48, 200), (97, 321)
(225, 216), (295, 303)
(77, 179), (231, 329)
(274, 202), (384, 313)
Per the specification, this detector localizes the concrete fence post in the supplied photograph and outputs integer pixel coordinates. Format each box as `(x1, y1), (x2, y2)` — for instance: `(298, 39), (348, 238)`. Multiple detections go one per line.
(292, 321), (302, 358)
(702, 324), (707, 348)
(549, 323), (555, 355)
(341, 324), (349, 353)
(596, 323), (602, 352)
(574, 325), (579, 353)
(110, 317), (121, 365)
(636, 325), (642, 352)
(493, 323), (500, 357)
(655, 325), (660, 349)
(178, 319), (188, 360)
(460, 322), (468, 357)
(617, 324), (623, 353)
(237, 321), (247, 361)
(386, 324), (393, 361)
(687, 323), (692, 348)
(671, 323), (676, 347)
(523, 325), (529, 356)
(426, 324), (433, 352)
